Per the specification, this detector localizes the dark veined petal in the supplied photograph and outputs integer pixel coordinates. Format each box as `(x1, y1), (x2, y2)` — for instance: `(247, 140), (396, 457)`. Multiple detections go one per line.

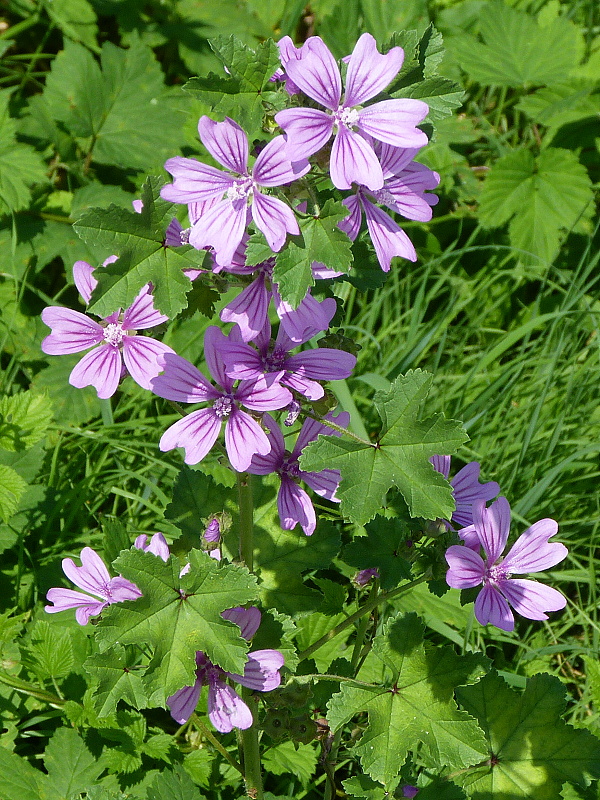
(159, 408), (221, 465)
(472, 496), (511, 565)
(69, 344), (122, 399)
(167, 680), (202, 725)
(330, 126), (383, 191)
(474, 583), (514, 631)
(122, 337), (175, 391)
(274, 107), (334, 161)
(278, 477), (317, 535)
(499, 578), (566, 621)
(284, 37), (342, 109)
(198, 116), (248, 174)
(228, 649), (284, 691)
(251, 192), (299, 253)
(225, 408), (272, 472)
(362, 196), (417, 271)
(345, 33), (404, 106)
(358, 99), (429, 148)
(220, 273), (269, 343)
(61, 547), (111, 597)
(122, 284), (168, 330)
(208, 680), (253, 733)
(221, 606), (261, 640)
(501, 518), (567, 574)
(253, 135), (310, 187)
(189, 197), (249, 267)
(41, 307), (104, 354)
(161, 156), (234, 202)
(72, 260), (98, 304)
(151, 352), (217, 403)
(445, 544), (485, 588)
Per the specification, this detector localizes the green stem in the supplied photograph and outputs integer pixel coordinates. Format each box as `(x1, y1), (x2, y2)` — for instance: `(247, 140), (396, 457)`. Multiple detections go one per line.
(240, 689), (264, 799)
(191, 714), (244, 775)
(237, 472), (254, 569)
(0, 13), (40, 39)
(0, 670), (66, 706)
(297, 574), (429, 663)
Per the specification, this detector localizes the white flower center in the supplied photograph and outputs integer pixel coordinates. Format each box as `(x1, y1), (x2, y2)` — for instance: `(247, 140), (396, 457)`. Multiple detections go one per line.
(334, 107), (360, 130)
(486, 563), (510, 585)
(213, 396), (234, 418)
(373, 188), (397, 209)
(103, 323), (125, 347)
(226, 178), (254, 202)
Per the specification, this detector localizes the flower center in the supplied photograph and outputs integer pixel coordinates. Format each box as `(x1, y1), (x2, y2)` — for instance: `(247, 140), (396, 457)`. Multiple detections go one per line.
(334, 106), (360, 130)
(280, 455), (300, 480)
(226, 177), (254, 202)
(485, 563), (510, 584)
(264, 346), (288, 372)
(103, 322), (125, 347)
(373, 187), (397, 209)
(213, 396), (234, 418)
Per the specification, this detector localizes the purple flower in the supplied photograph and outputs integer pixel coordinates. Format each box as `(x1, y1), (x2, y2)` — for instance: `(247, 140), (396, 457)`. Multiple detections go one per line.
(247, 412), (349, 535)
(220, 319), (356, 401)
(354, 568), (380, 587)
(161, 117), (309, 266)
(151, 327), (292, 472)
(41, 261), (174, 399)
(270, 36), (314, 95)
(339, 144), (440, 271)
(430, 455), (499, 531)
(167, 607), (284, 732)
(275, 33), (428, 190)
(134, 532), (170, 561)
(402, 787), (419, 799)
(445, 497), (568, 632)
(45, 547), (142, 625)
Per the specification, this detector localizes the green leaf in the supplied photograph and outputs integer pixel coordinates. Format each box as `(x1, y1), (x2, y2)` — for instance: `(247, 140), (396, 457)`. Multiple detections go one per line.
(343, 517), (412, 589)
(85, 644), (149, 717)
(74, 176), (197, 318)
(45, 0), (98, 49)
(478, 148), (595, 264)
(450, 1), (582, 87)
(398, 77), (465, 123)
(0, 747), (44, 800)
(274, 200), (353, 308)
(262, 740), (319, 785)
(328, 613), (488, 786)
(0, 391), (53, 452)
(362, 0), (429, 47)
(24, 620), (74, 680)
(44, 727), (103, 800)
(456, 672), (600, 799)
(300, 370), (468, 525)
(31, 356), (102, 426)
(210, 36), (281, 93)
(44, 37), (186, 170)
(516, 80), (600, 130)
(147, 765), (205, 800)
(0, 464), (28, 523)
(343, 774), (386, 800)
(95, 548), (257, 699)
(0, 89), (47, 215)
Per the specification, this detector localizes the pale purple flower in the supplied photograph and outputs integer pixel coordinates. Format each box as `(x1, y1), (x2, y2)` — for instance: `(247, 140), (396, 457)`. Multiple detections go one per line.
(339, 144), (440, 271)
(161, 117), (309, 266)
(204, 518), (221, 561)
(45, 547), (142, 625)
(402, 787), (419, 799)
(247, 412), (349, 535)
(41, 261), (174, 399)
(354, 568), (380, 587)
(430, 455), (499, 532)
(275, 33), (428, 190)
(151, 327), (292, 472)
(134, 532), (170, 561)
(270, 36), (313, 94)
(167, 607), (284, 732)
(221, 319), (356, 401)
(445, 497), (568, 632)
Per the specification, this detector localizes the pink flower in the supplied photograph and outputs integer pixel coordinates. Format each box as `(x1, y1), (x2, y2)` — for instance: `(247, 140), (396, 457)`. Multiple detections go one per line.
(45, 547), (142, 625)
(161, 117), (309, 266)
(430, 455), (499, 531)
(134, 532), (170, 561)
(445, 497), (568, 631)
(167, 607), (284, 732)
(41, 260), (174, 399)
(275, 34), (428, 190)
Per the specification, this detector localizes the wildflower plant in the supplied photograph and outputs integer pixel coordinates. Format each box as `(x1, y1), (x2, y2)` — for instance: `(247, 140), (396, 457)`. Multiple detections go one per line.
(4, 16), (597, 800)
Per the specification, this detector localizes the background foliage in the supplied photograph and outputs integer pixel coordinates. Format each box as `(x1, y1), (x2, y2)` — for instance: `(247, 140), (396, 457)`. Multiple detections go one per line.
(0, 0), (598, 797)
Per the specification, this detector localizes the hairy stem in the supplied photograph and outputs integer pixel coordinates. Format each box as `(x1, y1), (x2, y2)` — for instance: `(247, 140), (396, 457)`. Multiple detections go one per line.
(237, 472), (254, 569)
(297, 574), (429, 663)
(191, 714), (244, 775)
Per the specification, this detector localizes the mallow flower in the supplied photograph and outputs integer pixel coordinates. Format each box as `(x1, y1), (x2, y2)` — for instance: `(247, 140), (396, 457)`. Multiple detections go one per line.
(430, 455), (499, 531)
(134, 532), (170, 561)
(275, 33), (429, 190)
(45, 547), (142, 625)
(151, 327), (292, 472)
(247, 412), (350, 536)
(41, 260), (174, 399)
(167, 606), (284, 732)
(161, 117), (309, 266)
(445, 497), (568, 631)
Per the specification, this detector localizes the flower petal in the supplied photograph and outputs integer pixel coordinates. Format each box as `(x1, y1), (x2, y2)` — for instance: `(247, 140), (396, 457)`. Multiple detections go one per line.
(274, 107), (333, 161)
(285, 348), (356, 383)
(474, 583), (514, 631)
(135, 532), (170, 561)
(41, 307), (104, 354)
(62, 547), (111, 597)
(292, 411), (350, 456)
(45, 588), (106, 624)
(247, 414), (285, 475)
(499, 578), (566, 621)
(345, 33), (404, 106)
(189, 198), (249, 266)
(159, 408), (221, 465)
(445, 544), (486, 589)
(220, 274), (269, 342)
(122, 285), (169, 330)
(339, 195), (363, 241)
(251, 192), (299, 253)
(253, 135), (309, 187)
(501, 518), (567, 574)
(167, 680), (202, 725)
(161, 156), (233, 203)
(278, 477), (316, 535)
(301, 468), (341, 501)
(330, 126), (383, 191)
(151, 353), (216, 403)
(284, 37), (342, 109)
(362, 196), (417, 271)
(198, 116), (248, 174)
(274, 291), (337, 343)
(229, 649), (284, 691)
(451, 462), (500, 529)
(472, 496), (511, 564)
(430, 454), (451, 479)
(221, 606), (261, 640)
(208, 681), (253, 733)
(236, 377), (292, 412)
(204, 326), (234, 391)
(225, 408), (271, 472)
(122, 337), (175, 391)
(72, 260), (98, 304)
(358, 99), (429, 148)
(69, 345), (122, 399)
